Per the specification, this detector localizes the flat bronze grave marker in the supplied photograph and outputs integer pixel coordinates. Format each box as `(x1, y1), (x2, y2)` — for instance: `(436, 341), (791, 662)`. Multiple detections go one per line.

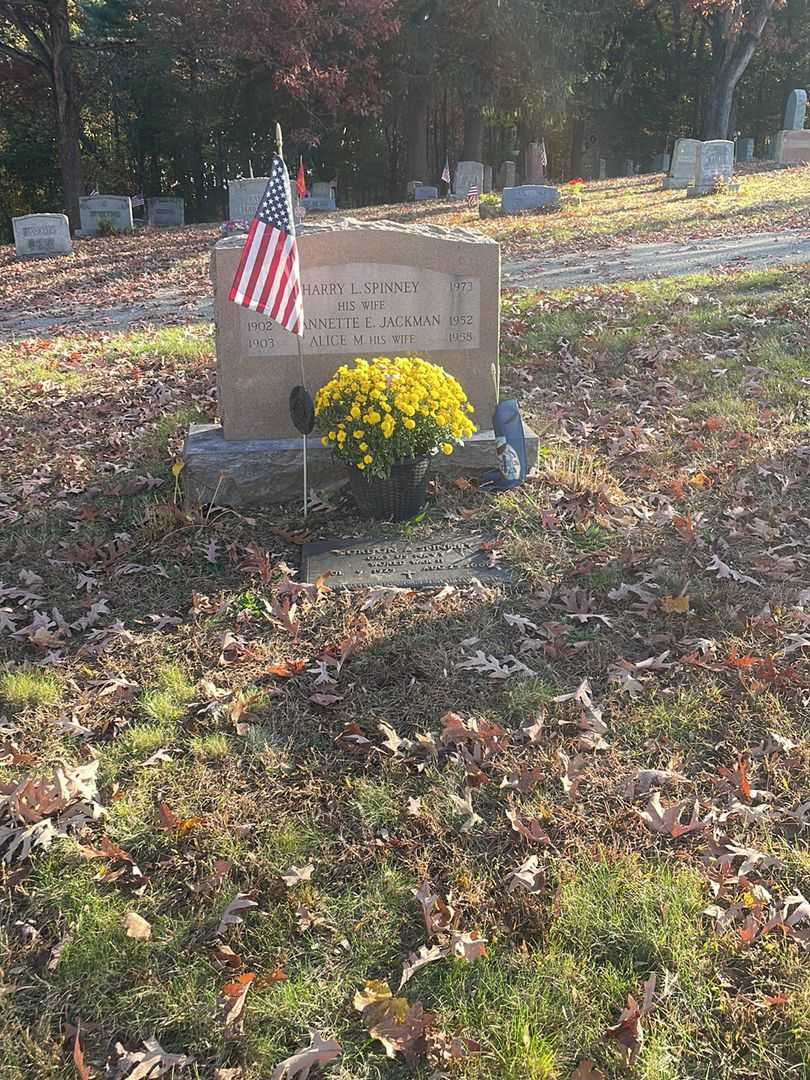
(300, 533), (512, 589)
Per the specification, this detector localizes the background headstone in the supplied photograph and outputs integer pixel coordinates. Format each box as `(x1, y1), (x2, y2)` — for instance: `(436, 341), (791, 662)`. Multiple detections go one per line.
(406, 180), (423, 200)
(688, 140), (734, 196)
(210, 219), (500, 441)
(496, 161), (516, 190)
(414, 185), (439, 200)
(622, 158), (635, 176)
(663, 138), (701, 189)
(454, 161), (485, 197)
(502, 185), (560, 215)
(652, 152), (671, 172)
(526, 142), (547, 182)
(776, 129), (810, 164)
(147, 197), (184, 227)
(482, 165), (493, 193)
(598, 159), (607, 179)
(78, 195), (133, 235)
(227, 178), (269, 221)
(303, 181), (337, 211)
(12, 213), (72, 258)
(737, 138), (755, 162)
(784, 88), (808, 131)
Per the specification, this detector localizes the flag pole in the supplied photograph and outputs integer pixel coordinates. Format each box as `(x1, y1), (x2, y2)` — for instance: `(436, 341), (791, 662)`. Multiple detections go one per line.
(277, 122), (309, 520)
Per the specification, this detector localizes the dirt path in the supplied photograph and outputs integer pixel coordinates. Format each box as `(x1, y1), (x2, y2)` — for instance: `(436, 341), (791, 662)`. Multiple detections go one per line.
(502, 229), (810, 291)
(2, 229), (810, 338)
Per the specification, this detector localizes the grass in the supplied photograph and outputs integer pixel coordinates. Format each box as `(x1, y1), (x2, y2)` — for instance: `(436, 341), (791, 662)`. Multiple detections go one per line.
(0, 252), (809, 1078)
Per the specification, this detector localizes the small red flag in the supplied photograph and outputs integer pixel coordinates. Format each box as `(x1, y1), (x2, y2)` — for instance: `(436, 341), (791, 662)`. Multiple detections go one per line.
(296, 158), (306, 199)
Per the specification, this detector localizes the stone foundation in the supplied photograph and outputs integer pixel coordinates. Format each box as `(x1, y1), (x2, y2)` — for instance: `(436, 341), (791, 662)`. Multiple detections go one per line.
(183, 422), (540, 507)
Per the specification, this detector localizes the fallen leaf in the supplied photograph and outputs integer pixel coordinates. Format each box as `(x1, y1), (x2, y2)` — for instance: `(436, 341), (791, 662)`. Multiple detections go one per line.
(605, 974), (656, 1066)
(73, 1027), (91, 1080)
(571, 1062), (606, 1080)
(661, 595), (690, 614)
(105, 1036), (192, 1079)
(270, 1032), (342, 1080)
(218, 972), (256, 1038)
(281, 864), (315, 888)
(354, 980), (432, 1064)
(506, 806), (551, 845)
(217, 893), (258, 937)
(122, 912), (151, 940)
(449, 930), (487, 962)
(399, 944), (447, 989)
(505, 854), (545, 894)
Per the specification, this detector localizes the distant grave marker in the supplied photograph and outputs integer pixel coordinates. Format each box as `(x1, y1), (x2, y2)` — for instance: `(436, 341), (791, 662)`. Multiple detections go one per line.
(663, 138), (701, 190)
(78, 195), (133, 235)
(12, 213), (72, 258)
(147, 197), (184, 227)
(688, 140), (735, 196)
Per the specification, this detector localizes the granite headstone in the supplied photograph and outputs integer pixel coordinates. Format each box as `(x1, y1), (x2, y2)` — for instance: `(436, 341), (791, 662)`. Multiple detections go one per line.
(784, 89), (808, 131)
(147, 197), (184, 227)
(502, 185), (560, 215)
(776, 129), (810, 164)
(12, 213), (72, 258)
(454, 161), (484, 198)
(663, 138), (701, 189)
(228, 179), (269, 221)
(78, 195), (134, 235)
(688, 140), (734, 196)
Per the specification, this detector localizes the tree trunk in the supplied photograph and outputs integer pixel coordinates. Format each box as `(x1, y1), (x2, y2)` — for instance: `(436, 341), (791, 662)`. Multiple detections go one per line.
(405, 76), (430, 181)
(461, 100), (484, 161)
(702, 2), (777, 141)
(47, 0), (82, 231)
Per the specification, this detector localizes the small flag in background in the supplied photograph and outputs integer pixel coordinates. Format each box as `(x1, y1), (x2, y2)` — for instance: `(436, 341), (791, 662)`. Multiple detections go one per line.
(131, 193), (144, 208)
(539, 139), (548, 177)
(229, 152), (304, 335)
(441, 158), (451, 185)
(465, 185), (480, 207)
(296, 157), (307, 199)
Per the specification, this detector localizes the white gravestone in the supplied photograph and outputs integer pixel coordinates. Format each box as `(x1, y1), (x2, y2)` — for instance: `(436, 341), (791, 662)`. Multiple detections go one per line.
(78, 195), (134, 235)
(663, 138), (701, 189)
(12, 213), (72, 258)
(454, 161), (484, 197)
(147, 197), (184, 227)
(228, 179), (269, 221)
(784, 89), (808, 131)
(688, 140), (734, 197)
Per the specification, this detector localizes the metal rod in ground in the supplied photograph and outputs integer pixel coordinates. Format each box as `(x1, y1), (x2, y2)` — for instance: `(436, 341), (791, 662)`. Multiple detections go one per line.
(302, 434), (308, 519)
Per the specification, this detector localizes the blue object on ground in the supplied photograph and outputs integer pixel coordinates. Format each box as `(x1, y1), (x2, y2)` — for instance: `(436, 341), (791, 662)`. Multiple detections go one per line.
(481, 398), (528, 491)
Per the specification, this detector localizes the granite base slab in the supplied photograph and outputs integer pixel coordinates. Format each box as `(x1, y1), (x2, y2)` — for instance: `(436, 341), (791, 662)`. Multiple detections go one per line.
(183, 422), (539, 507)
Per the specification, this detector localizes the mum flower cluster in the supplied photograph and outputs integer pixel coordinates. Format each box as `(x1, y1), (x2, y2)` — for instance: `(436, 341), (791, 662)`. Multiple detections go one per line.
(315, 356), (476, 479)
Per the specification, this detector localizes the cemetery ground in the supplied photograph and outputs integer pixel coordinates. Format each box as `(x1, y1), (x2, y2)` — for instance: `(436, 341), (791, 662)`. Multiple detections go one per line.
(2, 256), (810, 1080)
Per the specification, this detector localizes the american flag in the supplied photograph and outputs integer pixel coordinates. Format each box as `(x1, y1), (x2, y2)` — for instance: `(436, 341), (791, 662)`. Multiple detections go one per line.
(441, 158), (451, 185)
(465, 185), (480, 207)
(539, 139), (548, 177)
(229, 153), (304, 335)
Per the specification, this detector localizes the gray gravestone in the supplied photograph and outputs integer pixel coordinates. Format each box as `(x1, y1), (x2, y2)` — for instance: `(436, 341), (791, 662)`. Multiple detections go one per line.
(496, 161), (516, 190)
(406, 180), (423, 200)
(784, 89), (808, 131)
(454, 161), (484, 198)
(12, 213), (72, 258)
(147, 197), (184, 227)
(502, 185), (560, 215)
(688, 140), (734, 196)
(483, 165), (493, 193)
(78, 195), (134, 235)
(663, 138), (701, 189)
(228, 179), (269, 221)
(776, 129), (810, 164)
(303, 181), (337, 211)
(598, 159), (607, 180)
(300, 533), (512, 589)
(414, 185), (439, 200)
(652, 153), (671, 172)
(737, 138), (755, 162)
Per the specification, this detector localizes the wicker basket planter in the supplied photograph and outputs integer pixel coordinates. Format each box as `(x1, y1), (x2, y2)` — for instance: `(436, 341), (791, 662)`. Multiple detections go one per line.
(348, 456), (431, 521)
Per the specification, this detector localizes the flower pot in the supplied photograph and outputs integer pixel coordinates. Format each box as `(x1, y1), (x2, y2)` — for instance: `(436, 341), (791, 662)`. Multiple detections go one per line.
(349, 457), (431, 521)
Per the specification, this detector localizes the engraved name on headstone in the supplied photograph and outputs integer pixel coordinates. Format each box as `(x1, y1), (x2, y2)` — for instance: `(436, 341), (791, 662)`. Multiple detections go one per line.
(12, 213), (72, 258)
(689, 140), (734, 196)
(228, 179), (270, 221)
(147, 197), (184, 227)
(301, 533), (512, 589)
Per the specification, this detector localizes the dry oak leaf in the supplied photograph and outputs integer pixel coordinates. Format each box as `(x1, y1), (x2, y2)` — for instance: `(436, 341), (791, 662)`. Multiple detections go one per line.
(450, 930), (487, 962)
(399, 944), (448, 990)
(281, 864), (315, 888)
(105, 1036), (192, 1079)
(270, 1032), (342, 1080)
(571, 1062), (606, 1080)
(73, 1027), (91, 1080)
(122, 911), (152, 940)
(661, 594), (690, 614)
(506, 806), (551, 845)
(505, 854), (545, 895)
(354, 980), (433, 1064)
(218, 971), (256, 1038)
(639, 793), (708, 838)
(217, 892), (259, 937)
(605, 974), (656, 1066)
(412, 881), (455, 940)
(157, 802), (202, 834)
